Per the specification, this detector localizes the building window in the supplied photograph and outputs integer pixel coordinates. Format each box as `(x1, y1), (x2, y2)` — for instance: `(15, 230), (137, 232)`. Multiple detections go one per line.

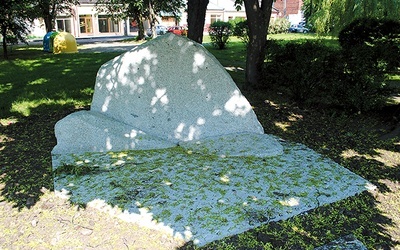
(210, 14), (222, 24)
(56, 19), (71, 33)
(79, 15), (93, 34)
(98, 15), (119, 33)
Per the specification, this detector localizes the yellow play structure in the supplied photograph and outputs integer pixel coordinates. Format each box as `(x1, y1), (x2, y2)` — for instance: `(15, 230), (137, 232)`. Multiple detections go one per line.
(51, 32), (78, 54)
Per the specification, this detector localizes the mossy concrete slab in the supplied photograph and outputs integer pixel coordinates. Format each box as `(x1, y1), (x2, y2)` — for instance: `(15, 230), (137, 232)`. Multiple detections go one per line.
(52, 136), (374, 246)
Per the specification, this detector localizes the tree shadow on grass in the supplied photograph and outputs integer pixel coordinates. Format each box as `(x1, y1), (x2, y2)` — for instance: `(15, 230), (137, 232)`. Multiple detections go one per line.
(0, 49), (118, 209)
(0, 103), (86, 209)
(246, 90), (399, 249)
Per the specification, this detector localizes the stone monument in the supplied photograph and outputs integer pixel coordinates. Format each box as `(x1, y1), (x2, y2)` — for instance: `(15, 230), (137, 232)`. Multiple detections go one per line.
(52, 33), (373, 246)
(52, 33), (281, 157)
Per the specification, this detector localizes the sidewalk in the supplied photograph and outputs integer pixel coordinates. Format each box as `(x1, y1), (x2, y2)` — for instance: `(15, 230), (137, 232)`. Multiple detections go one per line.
(27, 35), (140, 53)
(77, 40), (140, 53)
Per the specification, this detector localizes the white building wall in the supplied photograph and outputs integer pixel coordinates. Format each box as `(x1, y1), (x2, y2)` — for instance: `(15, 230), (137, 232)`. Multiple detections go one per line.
(28, 2), (249, 39)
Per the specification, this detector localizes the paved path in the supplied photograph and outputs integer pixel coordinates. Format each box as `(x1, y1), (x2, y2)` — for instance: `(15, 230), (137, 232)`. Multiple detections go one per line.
(78, 41), (139, 53)
(26, 36), (140, 53)
(76, 36), (140, 53)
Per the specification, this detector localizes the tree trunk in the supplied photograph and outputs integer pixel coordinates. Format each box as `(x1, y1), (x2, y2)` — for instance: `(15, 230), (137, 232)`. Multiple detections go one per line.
(44, 15), (53, 32)
(148, 0), (157, 38)
(243, 0), (273, 88)
(187, 0), (209, 44)
(2, 27), (8, 59)
(41, 2), (54, 33)
(137, 17), (145, 40)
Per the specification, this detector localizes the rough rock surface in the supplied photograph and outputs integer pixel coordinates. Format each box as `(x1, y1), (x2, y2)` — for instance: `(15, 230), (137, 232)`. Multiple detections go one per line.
(90, 33), (264, 142)
(179, 132), (283, 157)
(52, 33), (267, 157)
(52, 111), (175, 155)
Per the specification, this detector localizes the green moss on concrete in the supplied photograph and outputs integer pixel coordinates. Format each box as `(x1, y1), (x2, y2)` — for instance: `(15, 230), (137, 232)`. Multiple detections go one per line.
(52, 142), (372, 246)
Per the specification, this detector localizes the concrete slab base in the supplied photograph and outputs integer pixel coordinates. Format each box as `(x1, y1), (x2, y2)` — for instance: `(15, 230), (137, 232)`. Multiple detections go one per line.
(53, 137), (374, 246)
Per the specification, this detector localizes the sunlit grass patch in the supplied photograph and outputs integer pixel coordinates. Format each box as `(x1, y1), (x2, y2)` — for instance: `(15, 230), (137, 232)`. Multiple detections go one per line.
(10, 98), (90, 117)
(342, 148), (400, 168)
(0, 50), (119, 118)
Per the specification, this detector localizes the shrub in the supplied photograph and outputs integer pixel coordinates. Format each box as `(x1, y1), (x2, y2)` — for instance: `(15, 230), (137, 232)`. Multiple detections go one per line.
(339, 18), (400, 47)
(231, 20), (249, 46)
(231, 18), (290, 45)
(264, 40), (339, 104)
(264, 40), (388, 112)
(268, 18), (290, 34)
(339, 18), (400, 72)
(208, 21), (232, 49)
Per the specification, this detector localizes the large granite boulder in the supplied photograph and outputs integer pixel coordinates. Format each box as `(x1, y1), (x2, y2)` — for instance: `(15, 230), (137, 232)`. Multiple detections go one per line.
(52, 33), (274, 156)
(91, 33), (264, 142)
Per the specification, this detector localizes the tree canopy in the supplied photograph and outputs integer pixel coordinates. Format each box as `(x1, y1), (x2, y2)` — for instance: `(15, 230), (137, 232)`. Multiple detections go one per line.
(95, 0), (184, 39)
(0, 0), (34, 59)
(33, 0), (80, 33)
(303, 0), (400, 35)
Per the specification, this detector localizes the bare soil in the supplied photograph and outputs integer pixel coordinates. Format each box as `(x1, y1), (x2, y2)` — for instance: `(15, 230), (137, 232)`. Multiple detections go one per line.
(0, 186), (185, 249)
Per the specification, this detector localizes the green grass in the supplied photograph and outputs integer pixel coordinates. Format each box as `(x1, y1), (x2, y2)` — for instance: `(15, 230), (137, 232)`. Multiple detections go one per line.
(0, 47), (119, 119)
(269, 33), (341, 49)
(1, 38), (400, 249)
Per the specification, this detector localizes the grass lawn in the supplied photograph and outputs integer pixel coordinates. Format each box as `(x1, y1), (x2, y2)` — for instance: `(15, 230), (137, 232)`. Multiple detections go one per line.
(1, 36), (399, 249)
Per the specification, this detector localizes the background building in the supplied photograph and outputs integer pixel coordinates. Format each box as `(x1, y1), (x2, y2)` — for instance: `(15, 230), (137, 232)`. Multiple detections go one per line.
(273, 0), (304, 24)
(29, 0), (303, 39)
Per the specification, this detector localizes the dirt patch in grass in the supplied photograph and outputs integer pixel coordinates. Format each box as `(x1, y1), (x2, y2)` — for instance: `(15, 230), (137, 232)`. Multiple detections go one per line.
(371, 179), (400, 245)
(0, 187), (184, 249)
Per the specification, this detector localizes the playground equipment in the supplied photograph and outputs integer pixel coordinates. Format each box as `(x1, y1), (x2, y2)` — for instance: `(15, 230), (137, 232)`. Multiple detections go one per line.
(43, 32), (78, 54)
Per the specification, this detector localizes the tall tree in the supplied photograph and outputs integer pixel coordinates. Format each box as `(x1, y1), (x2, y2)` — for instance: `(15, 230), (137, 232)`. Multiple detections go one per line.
(235, 0), (274, 88)
(303, 0), (400, 34)
(187, 0), (209, 44)
(0, 0), (33, 59)
(34, 0), (79, 33)
(185, 0), (274, 87)
(96, 0), (184, 40)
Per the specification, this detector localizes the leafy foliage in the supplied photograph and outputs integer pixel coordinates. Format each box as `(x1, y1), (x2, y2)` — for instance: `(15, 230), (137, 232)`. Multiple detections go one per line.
(95, 0), (184, 40)
(32, 0), (79, 33)
(230, 17), (289, 44)
(302, 0), (400, 35)
(268, 18), (290, 34)
(264, 39), (389, 112)
(231, 19), (249, 46)
(339, 17), (400, 72)
(0, 0), (34, 59)
(208, 21), (232, 50)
